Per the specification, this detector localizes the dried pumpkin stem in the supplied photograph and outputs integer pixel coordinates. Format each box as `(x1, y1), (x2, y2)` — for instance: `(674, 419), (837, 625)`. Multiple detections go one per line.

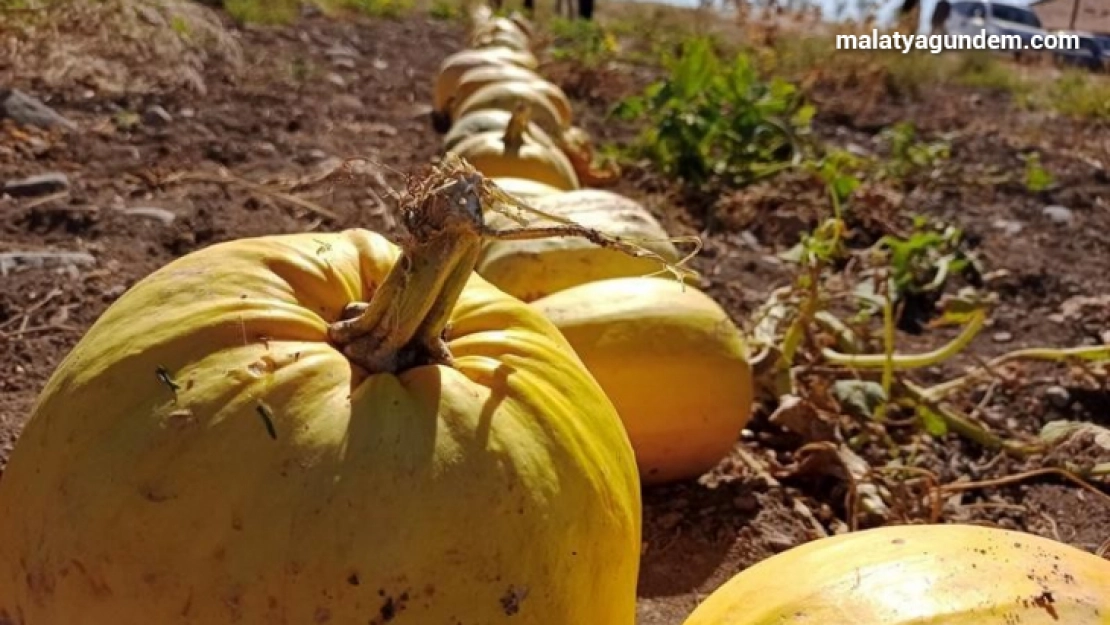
(328, 158), (487, 373)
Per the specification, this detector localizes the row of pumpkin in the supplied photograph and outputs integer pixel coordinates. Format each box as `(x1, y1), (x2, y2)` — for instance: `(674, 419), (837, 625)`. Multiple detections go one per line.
(427, 6), (757, 485)
(426, 8), (1110, 625)
(0, 6), (1105, 624)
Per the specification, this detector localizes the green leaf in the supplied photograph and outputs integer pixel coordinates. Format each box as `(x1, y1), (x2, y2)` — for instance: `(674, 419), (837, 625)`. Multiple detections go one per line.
(832, 380), (887, 420)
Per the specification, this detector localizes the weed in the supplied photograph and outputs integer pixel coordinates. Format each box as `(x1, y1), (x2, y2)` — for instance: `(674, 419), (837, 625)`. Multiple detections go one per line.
(548, 17), (618, 68)
(878, 122), (950, 182)
(611, 36), (814, 190)
(1020, 152), (1054, 193)
(429, 0), (458, 20)
(1048, 70), (1110, 120)
(225, 0), (299, 24)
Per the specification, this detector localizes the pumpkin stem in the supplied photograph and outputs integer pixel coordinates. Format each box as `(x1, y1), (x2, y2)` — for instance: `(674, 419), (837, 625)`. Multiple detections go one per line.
(501, 100), (530, 158)
(328, 156), (488, 374)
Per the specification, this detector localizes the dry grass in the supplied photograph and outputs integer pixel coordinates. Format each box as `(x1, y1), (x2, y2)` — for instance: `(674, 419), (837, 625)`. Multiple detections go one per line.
(0, 0), (243, 96)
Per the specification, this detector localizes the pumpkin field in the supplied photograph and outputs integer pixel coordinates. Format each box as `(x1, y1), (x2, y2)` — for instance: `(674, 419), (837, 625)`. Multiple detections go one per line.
(2, 0), (1110, 623)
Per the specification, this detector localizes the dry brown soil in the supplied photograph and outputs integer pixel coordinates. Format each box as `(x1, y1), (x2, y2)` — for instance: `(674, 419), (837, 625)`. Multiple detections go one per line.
(1, 5), (1108, 624)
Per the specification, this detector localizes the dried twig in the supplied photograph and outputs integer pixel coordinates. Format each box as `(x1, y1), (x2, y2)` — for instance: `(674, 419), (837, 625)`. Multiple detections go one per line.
(0, 288), (61, 332)
(161, 170), (338, 220)
(935, 467), (1110, 508)
(0, 324), (80, 340)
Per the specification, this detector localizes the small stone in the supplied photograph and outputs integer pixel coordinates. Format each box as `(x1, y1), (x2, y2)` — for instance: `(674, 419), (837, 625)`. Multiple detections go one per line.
(142, 105), (173, 126)
(119, 206), (176, 226)
(179, 107), (196, 119)
(1, 89), (77, 131)
(299, 149), (329, 164)
(332, 95), (363, 113)
(326, 73), (347, 88)
(1043, 385), (1070, 409)
(992, 331), (1013, 343)
(1042, 205), (1073, 224)
(3, 172), (70, 198)
(27, 137), (50, 156)
(324, 44), (360, 59)
(992, 218), (1023, 235)
(372, 58), (389, 71)
(763, 529), (797, 552)
(331, 57), (356, 70)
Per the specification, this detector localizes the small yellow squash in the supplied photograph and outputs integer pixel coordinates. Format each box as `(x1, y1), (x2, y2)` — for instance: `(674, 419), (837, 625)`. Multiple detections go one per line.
(443, 109), (619, 188)
(476, 189), (683, 302)
(452, 80), (572, 138)
(682, 523), (1110, 625)
(470, 18), (533, 52)
(449, 65), (549, 120)
(431, 46), (538, 132)
(530, 277), (754, 484)
(444, 109), (558, 153)
(448, 128), (580, 191)
(0, 159), (642, 625)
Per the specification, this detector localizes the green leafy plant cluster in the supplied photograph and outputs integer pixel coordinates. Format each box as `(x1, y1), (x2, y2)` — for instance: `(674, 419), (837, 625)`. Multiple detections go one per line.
(548, 17), (618, 68)
(878, 122), (950, 182)
(611, 36), (815, 190)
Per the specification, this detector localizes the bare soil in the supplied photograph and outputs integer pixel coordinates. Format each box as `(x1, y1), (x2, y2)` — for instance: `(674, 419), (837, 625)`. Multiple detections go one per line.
(1, 5), (1108, 624)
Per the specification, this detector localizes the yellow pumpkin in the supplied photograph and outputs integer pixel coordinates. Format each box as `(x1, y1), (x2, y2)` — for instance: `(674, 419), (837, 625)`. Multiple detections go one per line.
(449, 129), (580, 191)
(507, 11), (537, 41)
(682, 523), (1110, 624)
(444, 109), (558, 154)
(448, 65), (548, 120)
(470, 18), (533, 52)
(443, 110), (619, 188)
(476, 189), (684, 302)
(0, 161), (642, 625)
(490, 176), (566, 202)
(431, 47), (538, 132)
(531, 277), (753, 484)
(452, 80), (572, 138)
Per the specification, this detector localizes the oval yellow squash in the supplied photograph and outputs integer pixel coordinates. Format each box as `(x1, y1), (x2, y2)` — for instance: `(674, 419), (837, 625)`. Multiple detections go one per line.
(530, 276), (754, 484)
(682, 523), (1110, 624)
(442, 110), (617, 188)
(476, 189), (684, 302)
(471, 25), (532, 52)
(448, 65), (549, 120)
(431, 47), (538, 132)
(443, 109), (559, 154)
(0, 159), (642, 625)
(449, 129), (580, 191)
(452, 80), (571, 138)
(490, 176), (566, 202)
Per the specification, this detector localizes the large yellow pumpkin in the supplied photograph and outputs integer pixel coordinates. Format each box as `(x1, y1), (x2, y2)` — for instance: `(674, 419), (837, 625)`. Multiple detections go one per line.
(530, 277), (754, 484)
(477, 189), (685, 302)
(682, 523), (1110, 624)
(0, 162), (642, 625)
